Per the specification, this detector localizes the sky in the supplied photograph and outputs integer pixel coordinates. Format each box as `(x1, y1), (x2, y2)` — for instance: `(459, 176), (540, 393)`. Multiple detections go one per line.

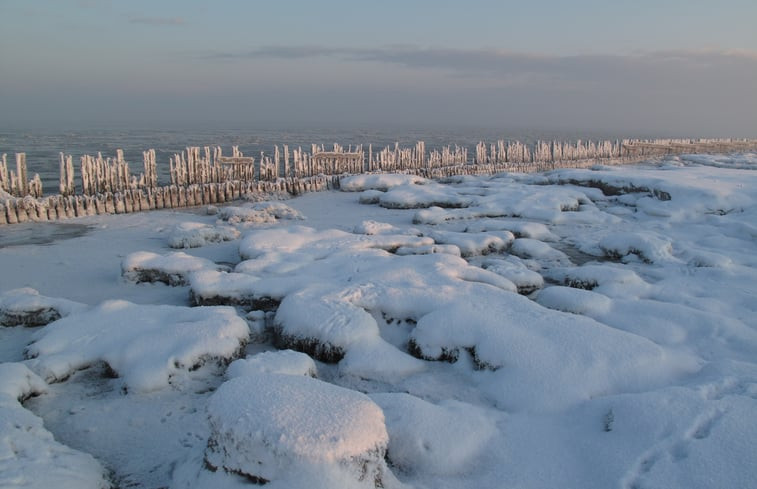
(1, 0), (756, 136)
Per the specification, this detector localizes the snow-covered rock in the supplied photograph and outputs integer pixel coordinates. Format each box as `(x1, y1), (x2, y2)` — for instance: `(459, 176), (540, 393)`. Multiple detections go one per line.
(204, 373), (390, 487)
(599, 231), (675, 264)
(25, 300), (249, 392)
(226, 349), (317, 379)
(510, 238), (572, 266)
(536, 286), (614, 316)
(340, 173), (427, 191)
(168, 221), (240, 249)
(0, 288), (87, 327)
(409, 290), (697, 411)
(429, 230), (514, 257)
(480, 256), (544, 294)
(122, 251), (225, 286)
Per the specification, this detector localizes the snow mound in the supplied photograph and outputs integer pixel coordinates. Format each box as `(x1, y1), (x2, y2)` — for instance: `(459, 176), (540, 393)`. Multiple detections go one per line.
(339, 339), (427, 382)
(480, 257), (544, 294)
(371, 393), (497, 475)
(189, 270), (280, 310)
(0, 363), (109, 489)
(238, 225), (434, 261)
(409, 291), (695, 411)
(543, 264), (651, 297)
(0, 288), (87, 327)
(25, 300), (249, 392)
(204, 373), (390, 487)
(599, 232), (675, 264)
(340, 173), (427, 191)
(429, 230), (514, 257)
(353, 220), (419, 236)
(394, 244), (462, 257)
(217, 201), (304, 225)
(510, 238), (572, 266)
(379, 183), (472, 209)
(536, 286), (614, 316)
(274, 285), (380, 362)
(248, 201), (306, 220)
(122, 251), (224, 286)
(167, 221), (240, 249)
(226, 349), (317, 379)
(218, 205), (276, 224)
(464, 219), (557, 241)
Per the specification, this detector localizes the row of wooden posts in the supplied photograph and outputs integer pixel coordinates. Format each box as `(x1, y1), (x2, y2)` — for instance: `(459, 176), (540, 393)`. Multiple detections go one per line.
(1, 137), (756, 226)
(3, 137), (756, 199)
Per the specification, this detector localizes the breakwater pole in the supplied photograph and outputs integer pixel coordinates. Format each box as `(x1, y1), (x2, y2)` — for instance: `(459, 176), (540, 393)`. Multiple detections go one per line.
(1, 138), (756, 226)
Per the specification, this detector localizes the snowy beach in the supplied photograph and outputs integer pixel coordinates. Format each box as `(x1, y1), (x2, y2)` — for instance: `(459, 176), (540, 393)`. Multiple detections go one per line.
(1, 153), (757, 488)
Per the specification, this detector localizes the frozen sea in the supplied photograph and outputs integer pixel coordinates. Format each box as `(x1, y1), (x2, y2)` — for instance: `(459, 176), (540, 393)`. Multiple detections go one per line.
(1, 149), (757, 489)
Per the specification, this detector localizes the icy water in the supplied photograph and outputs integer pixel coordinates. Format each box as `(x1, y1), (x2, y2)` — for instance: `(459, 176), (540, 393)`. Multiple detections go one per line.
(0, 125), (632, 195)
(0, 222), (93, 248)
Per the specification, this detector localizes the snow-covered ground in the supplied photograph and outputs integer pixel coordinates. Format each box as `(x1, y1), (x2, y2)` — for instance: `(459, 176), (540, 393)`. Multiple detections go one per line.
(1, 153), (757, 489)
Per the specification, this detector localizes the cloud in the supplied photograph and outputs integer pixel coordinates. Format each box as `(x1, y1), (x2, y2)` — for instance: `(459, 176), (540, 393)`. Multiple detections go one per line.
(204, 44), (757, 85)
(128, 16), (185, 26)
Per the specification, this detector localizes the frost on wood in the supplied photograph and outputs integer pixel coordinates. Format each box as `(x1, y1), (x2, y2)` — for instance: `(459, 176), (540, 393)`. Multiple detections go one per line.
(0, 288), (87, 327)
(24, 300), (249, 392)
(0, 363), (109, 489)
(204, 373), (390, 487)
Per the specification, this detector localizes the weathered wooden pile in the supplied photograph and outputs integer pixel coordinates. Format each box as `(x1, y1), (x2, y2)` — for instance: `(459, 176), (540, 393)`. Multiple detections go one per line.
(1, 137), (756, 226)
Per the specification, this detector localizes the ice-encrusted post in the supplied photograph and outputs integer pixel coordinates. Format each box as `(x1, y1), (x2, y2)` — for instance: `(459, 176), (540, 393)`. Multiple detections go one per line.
(59, 153), (75, 196)
(0, 153), (8, 194)
(16, 153), (28, 196)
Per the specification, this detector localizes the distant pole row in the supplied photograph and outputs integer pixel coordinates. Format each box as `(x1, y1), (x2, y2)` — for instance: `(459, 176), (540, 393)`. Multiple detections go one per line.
(2, 138), (757, 201)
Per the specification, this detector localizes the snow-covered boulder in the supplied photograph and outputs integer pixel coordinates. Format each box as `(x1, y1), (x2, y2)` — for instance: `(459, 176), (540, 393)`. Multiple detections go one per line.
(167, 221), (240, 249)
(188, 270), (281, 310)
(429, 230), (514, 257)
(543, 264), (650, 297)
(509, 238), (572, 266)
(599, 231), (675, 264)
(379, 183), (472, 209)
(122, 251), (225, 286)
(340, 173), (427, 192)
(25, 300), (249, 392)
(536, 286), (614, 316)
(0, 288), (87, 327)
(0, 363), (109, 489)
(371, 393), (497, 475)
(409, 290), (696, 411)
(204, 373), (390, 487)
(481, 257), (544, 295)
(226, 349), (317, 379)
